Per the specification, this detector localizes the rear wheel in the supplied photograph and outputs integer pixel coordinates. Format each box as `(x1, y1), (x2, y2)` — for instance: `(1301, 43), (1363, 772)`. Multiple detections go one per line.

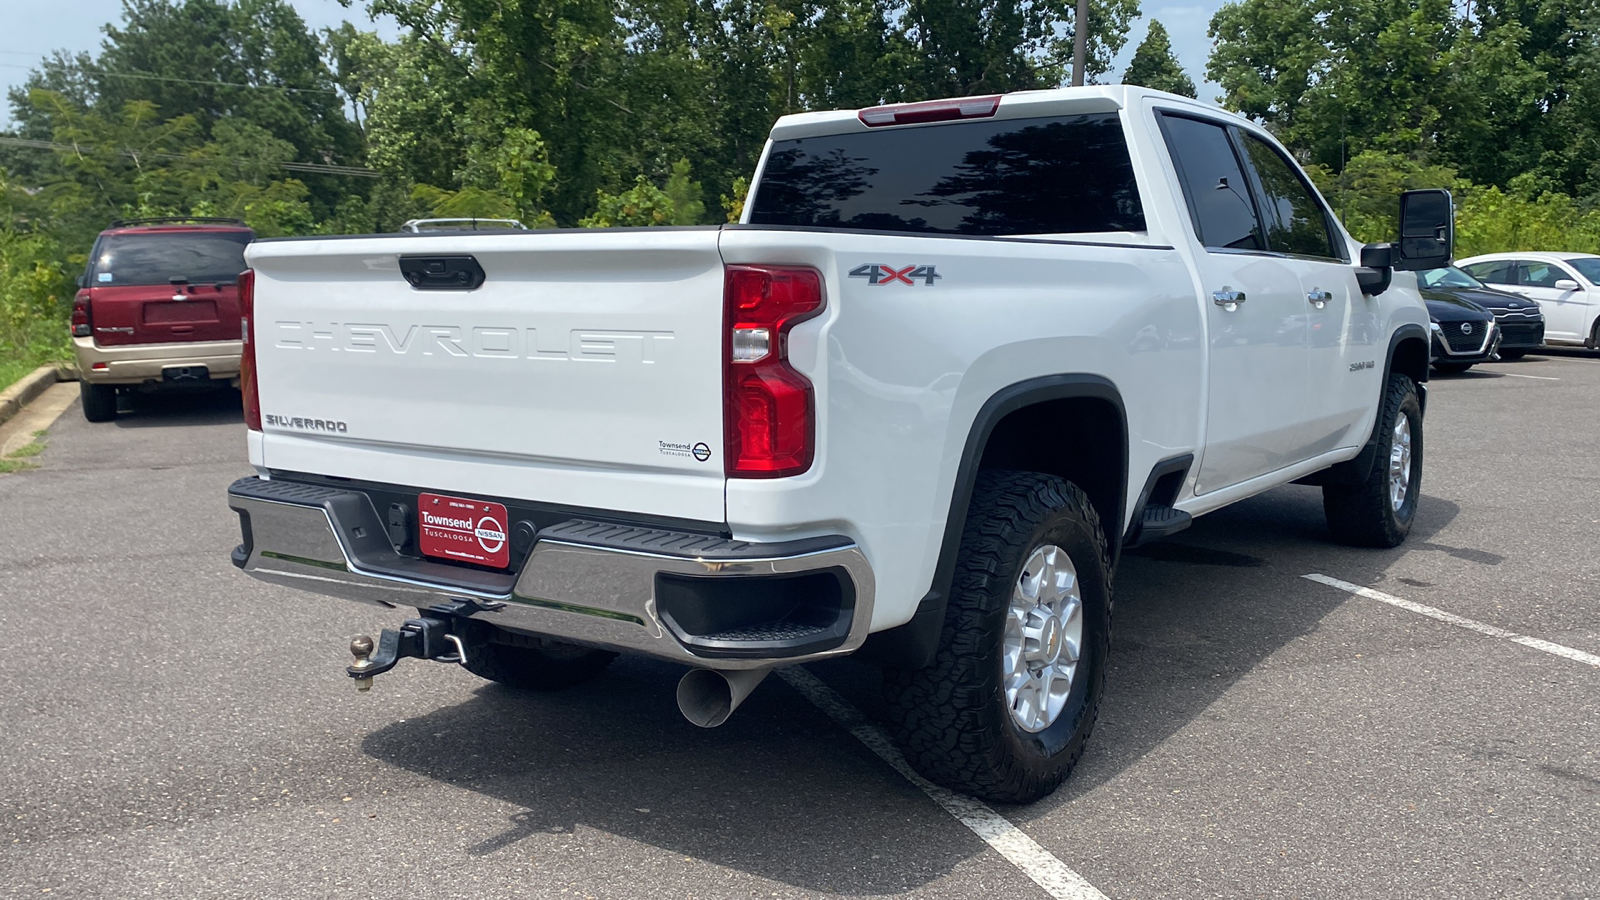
(461, 634), (617, 690)
(1323, 374), (1422, 547)
(79, 382), (117, 422)
(884, 471), (1111, 804)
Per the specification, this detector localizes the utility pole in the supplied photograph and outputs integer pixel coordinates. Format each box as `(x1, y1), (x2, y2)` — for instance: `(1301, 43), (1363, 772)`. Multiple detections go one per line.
(1071, 0), (1089, 86)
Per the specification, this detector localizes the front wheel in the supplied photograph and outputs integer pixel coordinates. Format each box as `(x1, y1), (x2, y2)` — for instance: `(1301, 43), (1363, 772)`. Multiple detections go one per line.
(1496, 349), (1526, 360)
(1323, 374), (1422, 547)
(884, 471), (1111, 804)
(1431, 361), (1473, 374)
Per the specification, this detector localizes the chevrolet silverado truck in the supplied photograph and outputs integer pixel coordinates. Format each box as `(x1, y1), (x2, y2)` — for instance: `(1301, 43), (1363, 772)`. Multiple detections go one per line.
(227, 86), (1451, 803)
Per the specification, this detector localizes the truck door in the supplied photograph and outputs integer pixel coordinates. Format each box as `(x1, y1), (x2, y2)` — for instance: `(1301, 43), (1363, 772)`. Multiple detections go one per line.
(1157, 112), (1310, 494)
(1233, 130), (1380, 459)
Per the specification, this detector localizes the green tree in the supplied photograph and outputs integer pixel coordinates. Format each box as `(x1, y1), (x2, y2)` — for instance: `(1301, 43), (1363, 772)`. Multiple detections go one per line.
(369, 0), (631, 224)
(1122, 20), (1196, 97)
(1207, 0), (1597, 201)
(8, 1), (365, 219)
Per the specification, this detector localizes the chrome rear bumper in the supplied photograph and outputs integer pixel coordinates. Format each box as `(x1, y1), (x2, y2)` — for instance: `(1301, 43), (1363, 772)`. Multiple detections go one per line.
(228, 477), (874, 670)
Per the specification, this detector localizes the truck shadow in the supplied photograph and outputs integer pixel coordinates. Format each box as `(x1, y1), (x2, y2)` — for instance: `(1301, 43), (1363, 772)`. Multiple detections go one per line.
(111, 386), (243, 428)
(360, 484), (1463, 888)
(360, 656), (973, 893)
(1019, 484), (1463, 818)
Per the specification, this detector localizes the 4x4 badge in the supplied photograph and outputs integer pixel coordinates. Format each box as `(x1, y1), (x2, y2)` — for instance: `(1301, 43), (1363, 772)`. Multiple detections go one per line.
(849, 264), (941, 286)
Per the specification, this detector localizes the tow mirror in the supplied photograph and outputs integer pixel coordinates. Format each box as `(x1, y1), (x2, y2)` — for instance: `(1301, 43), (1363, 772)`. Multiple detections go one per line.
(1554, 279), (1579, 292)
(1395, 189), (1453, 271)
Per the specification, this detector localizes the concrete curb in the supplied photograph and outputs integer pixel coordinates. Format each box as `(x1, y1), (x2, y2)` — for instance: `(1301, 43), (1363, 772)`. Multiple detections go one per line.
(0, 366), (76, 429)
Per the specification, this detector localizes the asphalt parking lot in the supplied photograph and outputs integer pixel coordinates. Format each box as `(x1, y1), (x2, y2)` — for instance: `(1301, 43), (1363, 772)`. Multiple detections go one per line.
(2, 352), (1597, 900)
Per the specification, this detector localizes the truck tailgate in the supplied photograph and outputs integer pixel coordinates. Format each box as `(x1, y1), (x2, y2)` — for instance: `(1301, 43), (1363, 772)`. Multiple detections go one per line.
(245, 229), (728, 523)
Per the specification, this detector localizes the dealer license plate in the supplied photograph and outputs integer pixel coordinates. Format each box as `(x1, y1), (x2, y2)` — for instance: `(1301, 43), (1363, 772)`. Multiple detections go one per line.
(417, 492), (510, 568)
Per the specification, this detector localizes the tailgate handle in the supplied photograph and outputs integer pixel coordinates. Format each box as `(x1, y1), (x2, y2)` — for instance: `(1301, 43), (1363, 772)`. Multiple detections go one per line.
(399, 256), (486, 291)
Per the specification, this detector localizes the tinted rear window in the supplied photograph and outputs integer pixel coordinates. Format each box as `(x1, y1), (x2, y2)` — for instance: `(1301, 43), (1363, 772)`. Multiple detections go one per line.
(748, 113), (1145, 236)
(90, 231), (252, 286)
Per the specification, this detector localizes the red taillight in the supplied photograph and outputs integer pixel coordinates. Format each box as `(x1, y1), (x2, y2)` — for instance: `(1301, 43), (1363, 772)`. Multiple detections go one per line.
(858, 94), (1002, 127)
(71, 291), (91, 337)
(724, 265), (823, 478)
(238, 269), (261, 431)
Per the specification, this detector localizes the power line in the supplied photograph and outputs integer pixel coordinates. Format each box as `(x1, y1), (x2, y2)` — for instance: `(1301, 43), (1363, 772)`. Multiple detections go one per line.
(0, 135), (378, 177)
(0, 62), (341, 95)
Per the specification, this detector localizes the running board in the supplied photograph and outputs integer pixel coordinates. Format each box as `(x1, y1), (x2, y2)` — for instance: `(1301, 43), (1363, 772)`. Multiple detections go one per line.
(1125, 505), (1192, 548)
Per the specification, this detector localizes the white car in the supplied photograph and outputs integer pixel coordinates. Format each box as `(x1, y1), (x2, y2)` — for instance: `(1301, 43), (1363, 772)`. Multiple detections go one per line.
(1455, 252), (1600, 348)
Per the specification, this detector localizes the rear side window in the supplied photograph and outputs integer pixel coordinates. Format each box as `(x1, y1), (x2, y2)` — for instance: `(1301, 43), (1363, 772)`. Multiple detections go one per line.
(90, 231), (253, 286)
(1237, 133), (1341, 260)
(747, 113), (1146, 236)
(1463, 261), (1514, 284)
(1158, 114), (1263, 252)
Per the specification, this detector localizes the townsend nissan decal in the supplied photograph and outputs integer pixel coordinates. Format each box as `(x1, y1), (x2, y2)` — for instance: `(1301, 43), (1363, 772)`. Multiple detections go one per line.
(849, 264), (942, 286)
(271, 322), (675, 363)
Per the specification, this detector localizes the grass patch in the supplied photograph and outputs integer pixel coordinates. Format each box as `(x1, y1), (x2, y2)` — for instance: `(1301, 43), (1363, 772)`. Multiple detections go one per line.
(0, 431), (48, 474)
(1, 311), (72, 395)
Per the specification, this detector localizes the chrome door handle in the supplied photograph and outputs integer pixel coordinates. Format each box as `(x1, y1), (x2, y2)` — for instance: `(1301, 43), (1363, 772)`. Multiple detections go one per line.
(1212, 289), (1247, 310)
(1307, 289), (1333, 308)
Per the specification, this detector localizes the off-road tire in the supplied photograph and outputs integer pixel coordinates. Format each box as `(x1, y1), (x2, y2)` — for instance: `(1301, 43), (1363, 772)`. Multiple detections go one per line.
(1431, 361), (1473, 374)
(462, 635), (617, 690)
(80, 382), (117, 422)
(883, 471), (1112, 804)
(1323, 374), (1422, 547)
(1497, 349), (1526, 360)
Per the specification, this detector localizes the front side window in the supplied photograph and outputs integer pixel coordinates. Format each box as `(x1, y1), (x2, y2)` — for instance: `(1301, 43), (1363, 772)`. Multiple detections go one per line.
(1517, 261), (1567, 288)
(1561, 257), (1600, 285)
(1158, 114), (1264, 252)
(90, 231), (253, 286)
(748, 113), (1146, 236)
(1462, 261), (1514, 284)
(1238, 133), (1340, 259)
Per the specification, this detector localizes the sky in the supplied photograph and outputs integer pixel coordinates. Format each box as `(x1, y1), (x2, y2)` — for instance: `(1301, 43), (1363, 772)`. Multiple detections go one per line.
(1, 0), (1224, 130)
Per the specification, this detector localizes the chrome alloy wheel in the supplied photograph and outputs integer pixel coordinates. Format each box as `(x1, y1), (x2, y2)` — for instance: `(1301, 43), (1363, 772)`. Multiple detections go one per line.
(1389, 416), (1413, 512)
(1003, 544), (1083, 733)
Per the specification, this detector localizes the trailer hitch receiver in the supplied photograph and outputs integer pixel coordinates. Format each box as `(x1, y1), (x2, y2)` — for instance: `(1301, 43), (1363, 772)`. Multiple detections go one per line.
(347, 615), (468, 691)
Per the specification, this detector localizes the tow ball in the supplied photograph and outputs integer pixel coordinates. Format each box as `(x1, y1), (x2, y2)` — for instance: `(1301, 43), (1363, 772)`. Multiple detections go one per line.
(347, 615), (469, 691)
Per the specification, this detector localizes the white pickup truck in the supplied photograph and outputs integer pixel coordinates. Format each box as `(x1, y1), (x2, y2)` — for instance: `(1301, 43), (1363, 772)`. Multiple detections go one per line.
(228, 86), (1450, 803)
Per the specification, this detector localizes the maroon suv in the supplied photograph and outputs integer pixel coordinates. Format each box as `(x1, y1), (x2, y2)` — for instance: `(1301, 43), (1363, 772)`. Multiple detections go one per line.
(71, 218), (254, 421)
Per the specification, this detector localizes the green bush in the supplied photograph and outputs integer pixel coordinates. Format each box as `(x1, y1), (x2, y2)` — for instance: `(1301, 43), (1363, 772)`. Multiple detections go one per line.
(0, 222), (73, 392)
(1311, 150), (1600, 256)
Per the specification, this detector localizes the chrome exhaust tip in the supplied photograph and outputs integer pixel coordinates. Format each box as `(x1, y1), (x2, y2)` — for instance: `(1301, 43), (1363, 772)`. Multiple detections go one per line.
(676, 667), (774, 728)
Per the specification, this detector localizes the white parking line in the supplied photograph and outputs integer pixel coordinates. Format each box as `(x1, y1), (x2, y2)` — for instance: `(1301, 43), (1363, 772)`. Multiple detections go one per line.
(778, 667), (1110, 900)
(1497, 372), (1559, 380)
(1304, 574), (1600, 667)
